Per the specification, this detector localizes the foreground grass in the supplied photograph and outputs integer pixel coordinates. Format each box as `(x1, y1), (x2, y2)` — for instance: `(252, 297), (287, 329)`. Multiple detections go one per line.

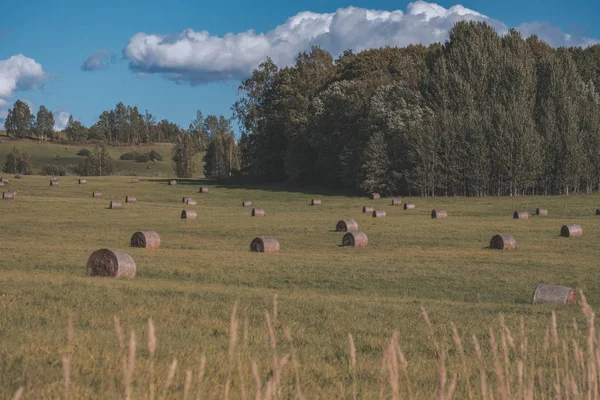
(1, 176), (600, 398)
(0, 138), (198, 176)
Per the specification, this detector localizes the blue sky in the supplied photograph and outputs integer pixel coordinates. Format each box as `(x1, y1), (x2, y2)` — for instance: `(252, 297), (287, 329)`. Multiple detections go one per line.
(1, 0), (598, 132)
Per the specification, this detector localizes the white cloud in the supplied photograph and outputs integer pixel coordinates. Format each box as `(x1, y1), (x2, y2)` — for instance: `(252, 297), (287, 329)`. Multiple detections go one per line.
(53, 110), (70, 131)
(517, 21), (599, 47)
(122, 1), (598, 85)
(0, 54), (48, 105)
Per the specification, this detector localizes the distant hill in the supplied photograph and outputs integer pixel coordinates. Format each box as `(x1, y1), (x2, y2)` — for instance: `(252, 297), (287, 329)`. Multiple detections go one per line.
(0, 138), (205, 176)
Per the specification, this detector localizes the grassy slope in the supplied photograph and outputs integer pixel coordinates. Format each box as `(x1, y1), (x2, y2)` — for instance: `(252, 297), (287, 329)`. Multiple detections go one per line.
(0, 137), (204, 176)
(0, 175), (598, 397)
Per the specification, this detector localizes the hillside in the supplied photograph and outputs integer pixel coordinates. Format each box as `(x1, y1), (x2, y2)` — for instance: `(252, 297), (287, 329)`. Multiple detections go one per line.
(0, 137), (204, 176)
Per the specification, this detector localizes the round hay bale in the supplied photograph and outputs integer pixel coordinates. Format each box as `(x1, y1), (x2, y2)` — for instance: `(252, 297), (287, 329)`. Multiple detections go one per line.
(532, 284), (576, 305)
(372, 210), (386, 218)
(87, 249), (136, 278)
(182, 196), (192, 203)
(242, 200), (253, 207)
(370, 193), (381, 200)
(181, 210), (197, 220)
(490, 234), (516, 250)
(536, 208), (548, 216)
(250, 237), (280, 253)
(336, 220), (358, 232)
(110, 200), (122, 209)
(199, 186), (209, 193)
(0, 178), (8, 183)
(311, 199), (322, 206)
(252, 208), (265, 217)
(404, 203), (415, 210)
(561, 224), (582, 237)
(131, 178), (139, 183)
(79, 178), (87, 184)
(342, 232), (368, 248)
(51, 176), (59, 182)
(513, 211), (529, 220)
(391, 198), (402, 206)
(168, 180), (177, 185)
(49, 180), (59, 186)
(431, 210), (448, 219)
(0, 182), (4, 187)
(186, 199), (197, 205)
(92, 191), (101, 198)
(130, 231), (161, 249)
(362, 206), (374, 214)
(126, 196), (136, 203)
(14, 174), (21, 179)
(2, 191), (14, 200)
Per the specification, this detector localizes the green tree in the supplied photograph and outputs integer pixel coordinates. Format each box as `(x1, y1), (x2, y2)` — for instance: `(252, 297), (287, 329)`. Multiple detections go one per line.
(64, 116), (89, 142)
(5, 100), (34, 138)
(35, 105), (55, 141)
(361, 131), (395, 194)
(172, 132), (197, 178)
(3, 147), (32, 174)
(79, 145), (114, 176)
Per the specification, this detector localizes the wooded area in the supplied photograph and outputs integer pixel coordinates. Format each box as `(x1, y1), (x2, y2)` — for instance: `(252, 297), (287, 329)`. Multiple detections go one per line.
(234, 21), (600, 196)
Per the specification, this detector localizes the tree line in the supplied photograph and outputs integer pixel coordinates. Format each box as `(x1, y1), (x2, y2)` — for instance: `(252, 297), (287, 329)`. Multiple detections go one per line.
(233, 21), (600, 196)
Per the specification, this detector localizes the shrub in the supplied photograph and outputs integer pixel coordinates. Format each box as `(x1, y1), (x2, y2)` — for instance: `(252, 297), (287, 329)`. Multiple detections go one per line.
(40, 164), (79, 176)
(119, 151), (138, 160)
(3, 147), (32, 175)
(77, 148), (91, 157)
(135, 153), (150, 163)
(147, 150), (163, 161)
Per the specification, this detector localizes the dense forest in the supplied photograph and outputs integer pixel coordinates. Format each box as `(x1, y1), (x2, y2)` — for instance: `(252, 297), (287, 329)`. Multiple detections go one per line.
(4, 21), (600, 192)
(234, 21), (600, 196)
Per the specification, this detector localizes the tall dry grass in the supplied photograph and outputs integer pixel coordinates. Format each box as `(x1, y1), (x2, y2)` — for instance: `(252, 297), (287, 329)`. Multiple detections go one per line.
(11, 291), (600, 399)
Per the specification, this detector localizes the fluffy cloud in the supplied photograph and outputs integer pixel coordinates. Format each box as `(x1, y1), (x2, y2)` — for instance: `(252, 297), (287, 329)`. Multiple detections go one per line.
(0, 54), (48, 105)
(53, 110), (70, 131)
(122, 1), (598, 85)
(81, 49), (116, 71)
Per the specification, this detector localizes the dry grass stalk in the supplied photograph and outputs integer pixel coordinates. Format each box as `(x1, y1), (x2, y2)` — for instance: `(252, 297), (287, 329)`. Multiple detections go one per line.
(148, 317), (156, 400)
(229, 302), (239, 362)
(421, 306), (438, 350)
(250, 237), (280, 253)
(62, 356), (70, 400)
(124, 330), (136, 400)
(265, 312), (276, 350)
(237, 353), (247, 400)
(195, 355), (206, 400)
(349, 334), (357, 400)
(87, 249), (136, 278)
(439, 344), (446, 400)
(130, 231), (161, 249)
(114, 315), (124, 349)
(273, 294), (278, 324)
(489, 328), (508, 400)
(385, 332), (400, 400)
(450, 321), (472, 400)
(161, 359), (177, 400)
(472, 335), (488, 400)
(251, 360), (262, 400)
(11, 387), (23, 400)
(181, 210), (198, 220)
(183, 369), (192, 400)
(396, 342), (413, 400)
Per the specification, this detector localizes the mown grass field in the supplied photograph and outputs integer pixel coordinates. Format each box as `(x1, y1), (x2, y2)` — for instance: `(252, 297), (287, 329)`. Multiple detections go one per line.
(0, 136), (183, 176)
(1, 175), (600, 398)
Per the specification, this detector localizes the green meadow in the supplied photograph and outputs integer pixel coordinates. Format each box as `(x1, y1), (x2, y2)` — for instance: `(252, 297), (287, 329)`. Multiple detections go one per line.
(1, 174), (600, 398)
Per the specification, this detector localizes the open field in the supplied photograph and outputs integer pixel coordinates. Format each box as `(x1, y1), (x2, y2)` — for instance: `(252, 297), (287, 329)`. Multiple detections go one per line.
(1, 176), (600, 398)
(0, 137), (193, 176)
